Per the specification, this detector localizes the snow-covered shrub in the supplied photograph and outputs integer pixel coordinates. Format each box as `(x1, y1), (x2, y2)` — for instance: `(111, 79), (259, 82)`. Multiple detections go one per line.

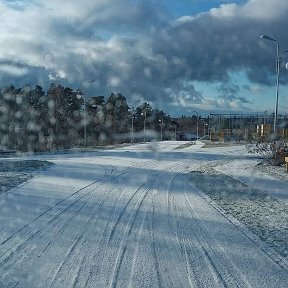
(246, 138), (288, 166)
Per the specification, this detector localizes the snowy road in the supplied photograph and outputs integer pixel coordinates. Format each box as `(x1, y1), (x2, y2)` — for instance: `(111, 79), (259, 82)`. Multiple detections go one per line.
(0, 142), (287, 287)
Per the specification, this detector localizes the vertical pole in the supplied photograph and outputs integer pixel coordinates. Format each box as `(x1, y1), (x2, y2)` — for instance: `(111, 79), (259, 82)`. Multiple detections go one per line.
(144, 110), (146, 142)
(274, 42), (280, 134)
(196, 118), (199, 140)
(132, 113), (134, 144)
(160, 118), (163, 141)
(84, 93), (87, 147)
(194, 111), (199, 140)
(131, 107), (134, 144)
(203, 123), (205, 137)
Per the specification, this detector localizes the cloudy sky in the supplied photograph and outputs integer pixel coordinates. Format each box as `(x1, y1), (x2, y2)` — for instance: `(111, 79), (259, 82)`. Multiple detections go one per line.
(1, 0), (288, 116)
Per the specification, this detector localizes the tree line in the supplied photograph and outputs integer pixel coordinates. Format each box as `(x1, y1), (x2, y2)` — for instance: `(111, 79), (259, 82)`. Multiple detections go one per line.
(0, 84), (179, 151)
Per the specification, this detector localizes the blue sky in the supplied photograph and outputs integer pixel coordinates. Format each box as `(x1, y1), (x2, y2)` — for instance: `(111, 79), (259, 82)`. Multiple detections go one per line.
(1, 0), (288, 116)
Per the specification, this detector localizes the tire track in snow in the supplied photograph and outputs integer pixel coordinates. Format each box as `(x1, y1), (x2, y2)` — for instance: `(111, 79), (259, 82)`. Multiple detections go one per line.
(178, 224), (199, 288)
(150, 204), (164, 288)
(166, 180), (206, 288)
(107, 162), (184, 287)
(95, 182), (152, 286)
(1, 158), (191, 287)
(36, 179), (117, 260)
(171, 174), (228, 287)
(168, 168), (195, 287)
(170, 170), (227, 288)
(0, 166), (110, 246)
(46, 179), (120, 288)
(82, 160), (164, 287)
(189, 165), (288, 272)
(1, 186), (97, 273)
(127, 195), (150, 288)
(0, 175), (106, 257)
(0, 160), (198, 286)
(150, 197), (175, 287)
(107, 183), (147, 244)
(178, 219), (225, 288)
(46, 179), (125, 288)
(149, 165), (189, 288)
(166, 168), (196, 288)
(183, 192), (234, 287)
(183, 178), (253, 288)
(48, 235), (84, 287)
(109, 185), (150, 287)
(43, 159), (158, 287)
(113, 161), (186, 287)
(42, 165), (143, 288)
(169, 171), (220, 288)
(0, 166), (115, 285)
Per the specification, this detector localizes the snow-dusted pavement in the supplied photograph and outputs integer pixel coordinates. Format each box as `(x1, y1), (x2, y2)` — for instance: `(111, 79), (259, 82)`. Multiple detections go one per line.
(0, 141), (287, 287)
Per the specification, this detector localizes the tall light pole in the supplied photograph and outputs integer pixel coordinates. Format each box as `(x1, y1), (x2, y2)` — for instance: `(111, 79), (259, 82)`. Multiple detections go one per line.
(194, 110), (199, 140)
(76, 79), (96, 147)
(76, 90), (87, 147)
(260, 34), (280, 134)
(141, 109), (147, 142)
(159, 118), (164, 141)
(204, 123), (208, 137)
(130, 100), (140, 144)
(130, 107), (134, 144)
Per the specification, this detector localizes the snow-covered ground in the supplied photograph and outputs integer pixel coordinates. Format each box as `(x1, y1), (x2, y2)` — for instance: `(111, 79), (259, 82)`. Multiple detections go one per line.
(0, 141), (287, 287)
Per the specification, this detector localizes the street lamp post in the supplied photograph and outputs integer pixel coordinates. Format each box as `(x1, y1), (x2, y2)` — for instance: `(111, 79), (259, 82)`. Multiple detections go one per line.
(76, 90), (87, 147)
(194, 111), (199, 140)
(141, 109), (147, 142)
(159, 118), (164, 141)
(130, 100), (140, 144)
(260, 34), (280, 134)
(204, 123), (208, 137)
(130, 107), (134, 144)
(76, 79), (96, 147)
(84, 94), (87, 147)
(174, 125), (177, 140)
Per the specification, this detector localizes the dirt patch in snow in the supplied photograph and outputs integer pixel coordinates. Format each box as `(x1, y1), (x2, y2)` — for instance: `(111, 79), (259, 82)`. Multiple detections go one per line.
(190, 167), (288, 259)
(0, 160), (53, 195)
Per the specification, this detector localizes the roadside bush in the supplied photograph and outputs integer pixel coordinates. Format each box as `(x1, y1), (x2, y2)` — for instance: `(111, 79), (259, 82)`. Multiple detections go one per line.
(246, 138), (288, 166)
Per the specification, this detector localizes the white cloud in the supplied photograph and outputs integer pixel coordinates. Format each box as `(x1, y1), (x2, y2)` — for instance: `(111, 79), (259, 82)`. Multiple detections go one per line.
(0, 63), (28, 76)
(210, 3), (238, 18)
(107, 76), (121, 87)
(0, 0), (287, 114)
(245, 84), (266, 94)
(242, 0), (288, 20)
(209, 0), (288, 21)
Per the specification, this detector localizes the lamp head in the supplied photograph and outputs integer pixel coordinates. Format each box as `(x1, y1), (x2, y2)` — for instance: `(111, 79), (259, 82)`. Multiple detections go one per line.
(260, 34), (276, 42)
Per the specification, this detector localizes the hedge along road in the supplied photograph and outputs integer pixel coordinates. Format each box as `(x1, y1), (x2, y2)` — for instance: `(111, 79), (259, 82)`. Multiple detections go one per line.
(0, 141), (287, 288)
